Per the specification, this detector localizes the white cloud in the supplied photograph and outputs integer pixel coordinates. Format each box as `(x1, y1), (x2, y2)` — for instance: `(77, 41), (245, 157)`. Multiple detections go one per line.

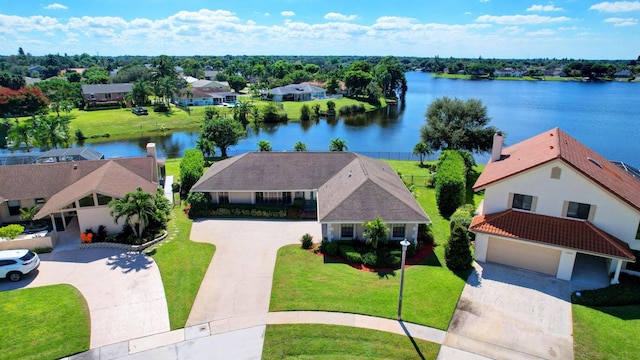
(476, 14), (571, 24)
(324, 12), (357, 21)
(44, 3), (68, 10)
(527, 29), (555, 36)
(604, 17), (638, 25)
(527, 4), (563, 12)
(500, 26), (524, 34)
(589, 1), (640, 12)
(281, 11), (295, 17)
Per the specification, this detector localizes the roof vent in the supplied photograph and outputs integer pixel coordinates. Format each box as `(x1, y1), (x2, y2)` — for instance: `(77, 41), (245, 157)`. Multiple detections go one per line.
(588, 157), (602, 168)
(73, 163), (78, 170)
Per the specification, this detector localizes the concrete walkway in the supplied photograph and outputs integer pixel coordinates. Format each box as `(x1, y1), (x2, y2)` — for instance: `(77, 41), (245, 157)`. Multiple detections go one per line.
(0, 248), (170, 349)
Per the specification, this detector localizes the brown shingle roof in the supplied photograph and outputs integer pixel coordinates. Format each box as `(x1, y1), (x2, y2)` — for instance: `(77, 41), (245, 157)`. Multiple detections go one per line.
(473, 128), (640, 212)
(470, 210), (635, 261)
(0, 156), (157, 206)
(192, 152), (430, 223)
(34, 161), (158, 219)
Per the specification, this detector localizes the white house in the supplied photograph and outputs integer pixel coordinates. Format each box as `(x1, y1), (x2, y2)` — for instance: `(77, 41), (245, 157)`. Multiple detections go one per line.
(265, 84), (326, 102)
(470, 129), (638, 285)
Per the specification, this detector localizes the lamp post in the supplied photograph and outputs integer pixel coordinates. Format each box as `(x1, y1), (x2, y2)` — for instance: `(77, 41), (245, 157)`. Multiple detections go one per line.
(397, 239), (411, 320)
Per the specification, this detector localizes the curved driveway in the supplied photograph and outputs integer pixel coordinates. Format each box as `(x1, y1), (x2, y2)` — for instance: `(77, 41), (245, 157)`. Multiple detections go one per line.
(186, 219), (322, 331)
(0, 248), (170, 349)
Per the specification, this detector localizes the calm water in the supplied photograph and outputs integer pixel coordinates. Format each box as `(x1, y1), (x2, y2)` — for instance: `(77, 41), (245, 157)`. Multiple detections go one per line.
(7, 72), (640, 165)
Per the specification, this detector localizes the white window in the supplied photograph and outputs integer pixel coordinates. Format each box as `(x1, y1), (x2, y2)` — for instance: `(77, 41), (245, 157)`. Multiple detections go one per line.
(392, 225), (406, 238)
(341, 224), (354, 238)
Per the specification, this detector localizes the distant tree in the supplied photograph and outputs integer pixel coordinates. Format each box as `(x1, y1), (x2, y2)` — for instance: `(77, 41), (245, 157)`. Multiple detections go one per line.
(420, 97), (497, 153)
(326, 77), (339, 94)
(66, 71), (82, 83)
(196, 138), (215, 158)
(374, 56), (407, 100)
(329, 137), (348, 151)
(300, 104), (311, 121)
(233, 100), (254, 125)
(413, 142), (433, 166)
(326, 100), (336, 115)
(293, 141), (308, 151)
(200, 116), (245, 157)
(131, 80), (151, 106)
(179, 149), (204, 196)
(363, 216), (389, 250)
(83, 66), (110, 84)
(261, 103), (287, 123)
(228, 75), (247, 93)
(444, 223), (473, 271)
(344, 70), (373, 96)
(0, 71), (26, 90)
(257, 140), (272, 151)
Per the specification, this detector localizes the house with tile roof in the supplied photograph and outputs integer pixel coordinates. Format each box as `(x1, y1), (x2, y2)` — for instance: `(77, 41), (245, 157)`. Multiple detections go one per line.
(470, 128), (638, 285)
(0, 144), (162, 241)
(190, 152), (430, 243)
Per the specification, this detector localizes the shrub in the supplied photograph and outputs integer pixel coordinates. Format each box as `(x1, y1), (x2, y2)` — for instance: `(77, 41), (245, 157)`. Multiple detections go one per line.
(300, 104), (310, 121)
(450, 204), (476, 241)
(320, 240), (339, 257)
(180, 149), (205, 196)
(435, 150), (466, 217)
(445, 224), (473, 271)
(339, 245), (362, 263)
(300, 233), (314, 249)
(33, 247), (53, 254)
(406, 242), (417, 258)
(0, 224), (25, 239)
(376, 249), (401, 268)
(171, 182), (181, 193)
(417, 224), (435, 245)
(74, 129), (87, 141)
(186, 192), (210, 215)
(153, 103), (169, 112)
(94, 225), (108, 242)
(362, 252), (377, 267)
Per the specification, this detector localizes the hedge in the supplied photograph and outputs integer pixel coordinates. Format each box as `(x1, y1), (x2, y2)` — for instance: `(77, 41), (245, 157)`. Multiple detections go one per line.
(435, 150), (466, 217)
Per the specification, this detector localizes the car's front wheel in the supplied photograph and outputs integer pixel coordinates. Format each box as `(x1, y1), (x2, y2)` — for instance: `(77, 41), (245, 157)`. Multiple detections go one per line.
(7, 271), (22, 282)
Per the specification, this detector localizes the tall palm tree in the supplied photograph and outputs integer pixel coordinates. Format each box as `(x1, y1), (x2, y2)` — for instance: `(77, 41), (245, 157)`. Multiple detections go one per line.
(7, 121), (35, 152)
(412, 141), (433, 166)
(109, 187), (155, 239)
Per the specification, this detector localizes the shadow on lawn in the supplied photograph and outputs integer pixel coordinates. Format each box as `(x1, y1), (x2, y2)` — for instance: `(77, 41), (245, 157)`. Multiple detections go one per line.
(399, 320), (426, 360)
(591, 304), (640, 320)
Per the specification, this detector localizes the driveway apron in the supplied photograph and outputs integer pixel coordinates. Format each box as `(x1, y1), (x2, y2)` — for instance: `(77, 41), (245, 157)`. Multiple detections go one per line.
(442, 262), (573, 360)
(0, 248), (170, 349)
(186, 219), (322, 331)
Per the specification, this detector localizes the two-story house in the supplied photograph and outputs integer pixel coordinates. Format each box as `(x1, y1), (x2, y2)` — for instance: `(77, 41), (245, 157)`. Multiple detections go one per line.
(470, 129), (638, 285)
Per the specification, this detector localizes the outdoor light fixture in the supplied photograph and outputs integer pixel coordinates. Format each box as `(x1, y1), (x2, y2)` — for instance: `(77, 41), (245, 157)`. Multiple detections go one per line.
(397, 239), (411, 320)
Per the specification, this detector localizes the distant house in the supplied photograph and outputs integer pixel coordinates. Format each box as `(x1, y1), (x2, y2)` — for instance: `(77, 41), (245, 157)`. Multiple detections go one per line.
(0, 147), (103, 167)
(614, 69), (631, 78)
(190, 152), (430, 243)
(190, 80), (230, 90)
(174, 87), (238, 107)
(265, 84), (326, 102)
(81, 83), (133, 103)
(0, 144), (162, 238)
(204, 70), (219, 80)
(470, 129), (638, 286)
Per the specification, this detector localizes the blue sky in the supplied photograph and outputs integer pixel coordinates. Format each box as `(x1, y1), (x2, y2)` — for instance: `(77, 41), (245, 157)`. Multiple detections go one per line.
(1, 1), (638, 59)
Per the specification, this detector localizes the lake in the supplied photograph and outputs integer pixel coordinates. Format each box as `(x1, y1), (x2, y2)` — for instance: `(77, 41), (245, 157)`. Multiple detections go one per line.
(7, 72), (640, 166)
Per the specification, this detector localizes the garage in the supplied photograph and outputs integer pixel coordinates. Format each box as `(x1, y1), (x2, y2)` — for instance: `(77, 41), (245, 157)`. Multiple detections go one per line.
(486, 236), (561, 276)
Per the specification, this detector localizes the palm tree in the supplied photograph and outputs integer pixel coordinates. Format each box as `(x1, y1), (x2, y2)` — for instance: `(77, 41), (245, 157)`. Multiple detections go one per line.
(329, 137), (348, 152)
(196, 138), (215, 158)
(109, 187), (156, 239)
(412, 141), (433, 166)
(131, 80), (151, 106)
(293, 141), (308, 151)
(363, 216), (389, 250)
(257, 140), (272, 151)
(19, 205), (40, 229)
(7, 121), (35, 152)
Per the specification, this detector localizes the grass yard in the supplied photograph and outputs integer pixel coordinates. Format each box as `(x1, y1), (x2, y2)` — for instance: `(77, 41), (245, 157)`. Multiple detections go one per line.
(262, 324), (440, 360)
(573, 304), (640, 360)
(249, 97), (385, 121)
(148, 161), (215, 330)
(0, 284), (90, 360)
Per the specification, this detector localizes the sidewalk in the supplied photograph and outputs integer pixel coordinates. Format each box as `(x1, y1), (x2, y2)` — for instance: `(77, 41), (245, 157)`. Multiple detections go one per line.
(65, 311), (458, 360)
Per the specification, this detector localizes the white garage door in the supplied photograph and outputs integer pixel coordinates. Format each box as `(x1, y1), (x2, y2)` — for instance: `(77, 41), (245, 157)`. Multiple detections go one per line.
(486, 237), (561, 276)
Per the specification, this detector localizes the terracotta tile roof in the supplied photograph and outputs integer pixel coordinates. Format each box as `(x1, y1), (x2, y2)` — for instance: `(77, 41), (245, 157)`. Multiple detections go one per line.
(192, 152), (430, 223)
(470, 210), (636, 261)
(473, 128), (640, 212)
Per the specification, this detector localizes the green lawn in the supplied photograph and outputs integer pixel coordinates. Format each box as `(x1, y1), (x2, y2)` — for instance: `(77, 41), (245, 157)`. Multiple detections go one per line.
(0, 284), (90, 360)
(573, 304), (640, 360)
(270, 245), (466, 330)
(262, 324), (440, 360)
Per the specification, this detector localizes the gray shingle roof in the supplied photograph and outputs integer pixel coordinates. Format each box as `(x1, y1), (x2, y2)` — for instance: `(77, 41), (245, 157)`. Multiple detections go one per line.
(267, 84), (325, 95)
(192, 152), (429, 223)
(81, 83), (132, 95)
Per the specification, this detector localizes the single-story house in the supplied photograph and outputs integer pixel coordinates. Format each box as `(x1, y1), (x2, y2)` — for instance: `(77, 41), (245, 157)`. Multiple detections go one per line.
(81, 83), (133, 103)
(174, 87), (238, 107)
(0, 147), (103, 167)
(0, 144), (162, 237)
(190, 80), (230, 90)
(264, 84), (326, 102)
(190, 152), (430, 243)
(470, 129), (638, 285)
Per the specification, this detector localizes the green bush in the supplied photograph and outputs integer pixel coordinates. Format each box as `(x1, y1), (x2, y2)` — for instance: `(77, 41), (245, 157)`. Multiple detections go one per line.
(406, 242), (417, 257)
(321, 240), (339, 257)
(376, 249), (401, 268)
(300, 233), (314, 249)
(339, 245), (362, 263)
(180, 149), (205, 196)
(445, 224), (473, 271)
(418, 224), (435, 245)
(33, 247), (53, 254)
(0, 224), (25, 239)
(293, 198), (305, 209)
(186, 192), (211, 216)
(153, 103), (169, 112)
(435, 150), (466, 217)
(450, 204), (476, 241)
(571, 273), (640, 306)
(362, 252), (377, 267)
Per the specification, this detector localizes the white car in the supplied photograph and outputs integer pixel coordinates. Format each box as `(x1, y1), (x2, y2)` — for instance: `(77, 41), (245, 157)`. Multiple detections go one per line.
(0, 249), (40, 282)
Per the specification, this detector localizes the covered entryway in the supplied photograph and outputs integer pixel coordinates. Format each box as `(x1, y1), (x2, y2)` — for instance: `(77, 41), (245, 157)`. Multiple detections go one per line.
(571, 253), (610, 290)
(486, 236), (561, 276)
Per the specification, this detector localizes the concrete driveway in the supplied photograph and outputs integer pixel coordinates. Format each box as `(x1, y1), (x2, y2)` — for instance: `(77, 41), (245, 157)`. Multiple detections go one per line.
(0, 248), (170, 349)
(186, 219), (322, 332)
(442, 262), (573, 360)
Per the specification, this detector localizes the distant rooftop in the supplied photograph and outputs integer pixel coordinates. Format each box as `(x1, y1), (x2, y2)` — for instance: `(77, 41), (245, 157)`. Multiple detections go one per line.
(0, 147), (104, 166)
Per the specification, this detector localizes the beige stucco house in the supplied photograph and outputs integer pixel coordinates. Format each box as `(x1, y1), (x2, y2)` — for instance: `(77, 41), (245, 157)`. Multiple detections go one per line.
(470, 129), (638, 284)
(190, 152), (430, 243)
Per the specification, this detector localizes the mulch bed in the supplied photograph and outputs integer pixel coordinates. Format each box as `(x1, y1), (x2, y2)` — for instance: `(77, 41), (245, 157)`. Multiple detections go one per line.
(308, 243), (434, 273)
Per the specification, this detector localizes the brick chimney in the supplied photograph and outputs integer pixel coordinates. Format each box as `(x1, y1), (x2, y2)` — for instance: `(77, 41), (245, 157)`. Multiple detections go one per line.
(490, 131), (504, 162)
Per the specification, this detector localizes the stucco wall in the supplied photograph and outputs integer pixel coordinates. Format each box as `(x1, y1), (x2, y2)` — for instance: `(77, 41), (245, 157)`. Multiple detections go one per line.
(324, 222), (419, 243)
(0, 233), (57, 251)
(77, 207), (124, 234)
(481, 160), (640, 248)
